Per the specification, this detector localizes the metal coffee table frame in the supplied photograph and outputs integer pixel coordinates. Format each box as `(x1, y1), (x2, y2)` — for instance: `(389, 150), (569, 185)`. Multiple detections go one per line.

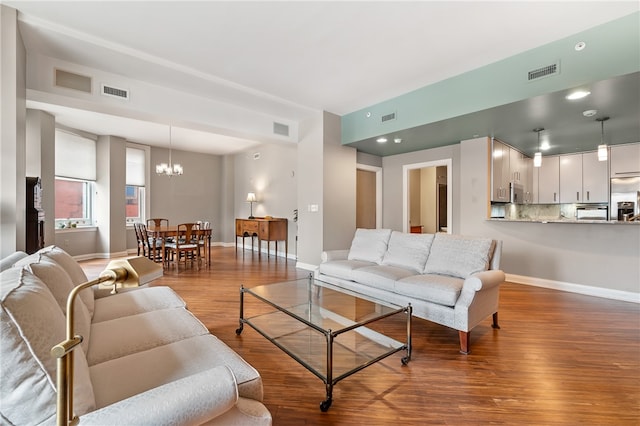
(236, 273), (412, 411)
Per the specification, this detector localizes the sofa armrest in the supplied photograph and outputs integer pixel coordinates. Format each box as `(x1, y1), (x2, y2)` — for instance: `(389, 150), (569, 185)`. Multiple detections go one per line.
(78, 366), (238, 425)
(321, 250), (349, 263)
(463, 270), (505, 292)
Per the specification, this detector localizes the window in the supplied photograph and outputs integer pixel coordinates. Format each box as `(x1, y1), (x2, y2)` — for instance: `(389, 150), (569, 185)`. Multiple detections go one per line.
(55, 129), (96, 228)
(55, 178), (94, 228)
(125, 146), (147, 224)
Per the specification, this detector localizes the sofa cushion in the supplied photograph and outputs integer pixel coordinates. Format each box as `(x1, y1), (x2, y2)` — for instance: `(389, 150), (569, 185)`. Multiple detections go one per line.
(381, 231), (434, 273)
(87, 308), (209, 365)
(423, 234), (493, 278)
(347, 228), (392, 264)
(90, 334), (264, 408)
(0, 268), (95, 424)
(318, 259), (376, 282)
(395, 273), (465, 307)
(22, 257), (92, 354)
(38, 245), (95, 317)
(352, 265), (415, 292)
(92, 286), (186, 323)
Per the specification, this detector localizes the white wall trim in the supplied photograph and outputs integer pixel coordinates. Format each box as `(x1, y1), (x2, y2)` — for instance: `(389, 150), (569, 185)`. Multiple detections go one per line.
(507, 273), (640, 304)
(295, 261), (317, 272)
(356, 163), (383, 229)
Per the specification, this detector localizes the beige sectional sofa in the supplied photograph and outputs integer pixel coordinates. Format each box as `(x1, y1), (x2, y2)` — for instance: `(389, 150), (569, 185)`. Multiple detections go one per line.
(0, 246), (271, 425)
(316, 229), (505, 354)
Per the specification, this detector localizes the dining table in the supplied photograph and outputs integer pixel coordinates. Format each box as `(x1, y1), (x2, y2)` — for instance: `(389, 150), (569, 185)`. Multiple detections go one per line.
(146, 225), (212, 268)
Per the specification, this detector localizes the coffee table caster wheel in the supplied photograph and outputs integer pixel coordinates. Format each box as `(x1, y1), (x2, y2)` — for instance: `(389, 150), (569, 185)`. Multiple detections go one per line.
(320, 398), (332, 412)
(235, 325), (243, 335)
(401, 356), (410, 365)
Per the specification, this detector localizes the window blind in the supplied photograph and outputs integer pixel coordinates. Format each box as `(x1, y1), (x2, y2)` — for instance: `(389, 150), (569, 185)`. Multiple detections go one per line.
(55, 130), (96, 180)
(126, 147), (146, 186)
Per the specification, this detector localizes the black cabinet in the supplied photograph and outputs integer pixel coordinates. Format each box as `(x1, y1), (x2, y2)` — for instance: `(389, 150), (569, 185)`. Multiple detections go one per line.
(26, 177), (45, 254)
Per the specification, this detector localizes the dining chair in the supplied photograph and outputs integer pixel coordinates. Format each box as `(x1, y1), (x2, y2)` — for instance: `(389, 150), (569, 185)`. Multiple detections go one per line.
(165, 223), (200, 271)
(193, 222), (211, 267)
(139, 223), (164, 263)
(147, 218), (169, 229)
(133, 222), (145, 256)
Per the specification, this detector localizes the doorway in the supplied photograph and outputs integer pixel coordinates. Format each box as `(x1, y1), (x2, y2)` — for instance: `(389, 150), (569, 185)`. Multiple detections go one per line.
(356, 164), (382, 229)
(403, 159), (452, 234)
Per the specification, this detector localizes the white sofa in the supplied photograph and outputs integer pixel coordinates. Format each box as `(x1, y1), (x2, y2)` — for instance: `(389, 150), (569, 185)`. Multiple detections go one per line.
(0, 246), (271, 425)
(316, 229), (505, 354)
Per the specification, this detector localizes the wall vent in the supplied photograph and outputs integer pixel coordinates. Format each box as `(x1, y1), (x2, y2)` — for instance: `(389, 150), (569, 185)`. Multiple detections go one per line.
(55, 69), (92, 93)
(273, 122), (289, 136)
(527, 62), (560, 81)
(381, 111), (397, 123)
(101, 84), (129, 100)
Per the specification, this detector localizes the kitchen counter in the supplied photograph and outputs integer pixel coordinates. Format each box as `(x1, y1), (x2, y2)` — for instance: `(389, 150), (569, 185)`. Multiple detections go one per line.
(488, 218), (640, 224)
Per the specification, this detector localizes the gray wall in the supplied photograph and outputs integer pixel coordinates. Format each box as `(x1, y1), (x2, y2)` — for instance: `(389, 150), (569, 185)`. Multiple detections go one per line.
(232, 143), (298, 255)
(323, 111), (357, 252)
(297, 111), (325, 266)
(382, 144), (461, 233)
(150, 146), (222, 232)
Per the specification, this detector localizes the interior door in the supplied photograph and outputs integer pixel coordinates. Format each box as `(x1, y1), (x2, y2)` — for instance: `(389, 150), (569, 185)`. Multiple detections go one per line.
(356, 169), (376, 229)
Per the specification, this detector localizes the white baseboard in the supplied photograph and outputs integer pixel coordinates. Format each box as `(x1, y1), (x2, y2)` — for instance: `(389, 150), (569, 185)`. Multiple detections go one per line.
(295, 262), (317, 272)
(507, 273), (640, 304)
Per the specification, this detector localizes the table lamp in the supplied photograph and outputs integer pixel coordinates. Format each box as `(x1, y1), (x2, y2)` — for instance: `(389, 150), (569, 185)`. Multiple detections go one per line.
(51, 256), (163, 426)
(247, 192), (257, 219)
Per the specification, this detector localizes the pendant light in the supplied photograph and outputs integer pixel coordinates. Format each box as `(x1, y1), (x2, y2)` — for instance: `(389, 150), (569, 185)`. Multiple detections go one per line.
(156, 125), (183, 176)
(596, 117), (609, 162)
(533, 127), (544, 168)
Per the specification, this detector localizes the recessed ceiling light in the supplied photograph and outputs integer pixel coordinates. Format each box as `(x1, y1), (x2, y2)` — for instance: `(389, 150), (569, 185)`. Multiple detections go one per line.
(376, 137), (387, 143)
(394, 138), (402, 144)
(583, 109), (598, 117)
(574, 41), (586, 51)
(566, 90), (590, 100)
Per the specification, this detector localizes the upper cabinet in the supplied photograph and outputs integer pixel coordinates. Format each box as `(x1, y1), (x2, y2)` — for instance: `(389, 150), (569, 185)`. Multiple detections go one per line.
(491, 139), (533, 203)
(560, 152), (608, 203)
(582, 151), (608, 203)
(610, 143), (640, 177)
(538, 155), (560, 204)
(491, 139), (510, 202)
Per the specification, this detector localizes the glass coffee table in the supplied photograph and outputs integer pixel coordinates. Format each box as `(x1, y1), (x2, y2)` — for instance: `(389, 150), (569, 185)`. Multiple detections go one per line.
(236, 274), (412, 411)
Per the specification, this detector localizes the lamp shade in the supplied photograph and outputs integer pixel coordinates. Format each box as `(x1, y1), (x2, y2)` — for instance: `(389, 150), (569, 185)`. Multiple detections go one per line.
(533, 152), (542, 167)
(246, 192), (257, 202)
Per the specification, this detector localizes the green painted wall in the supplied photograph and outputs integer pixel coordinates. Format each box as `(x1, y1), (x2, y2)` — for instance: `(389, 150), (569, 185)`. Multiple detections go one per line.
(342, 12), (640, 144)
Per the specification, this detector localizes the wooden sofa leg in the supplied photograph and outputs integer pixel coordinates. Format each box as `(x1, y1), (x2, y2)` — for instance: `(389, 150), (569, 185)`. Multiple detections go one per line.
(459, 331), (470, 354)
(492, 312), (501, 329)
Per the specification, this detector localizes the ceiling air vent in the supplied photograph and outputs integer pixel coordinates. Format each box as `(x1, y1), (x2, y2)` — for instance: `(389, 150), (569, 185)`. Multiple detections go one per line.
(273, 122), (289, 137)
(527, 62), (560, 81)
(55, 69), (92, 93)
(381, 112), (396, 123)
(101, 84), (129, 100)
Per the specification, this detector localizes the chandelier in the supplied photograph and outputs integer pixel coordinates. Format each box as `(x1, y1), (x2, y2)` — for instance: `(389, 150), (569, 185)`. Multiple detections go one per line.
(156, 125), (183, 176)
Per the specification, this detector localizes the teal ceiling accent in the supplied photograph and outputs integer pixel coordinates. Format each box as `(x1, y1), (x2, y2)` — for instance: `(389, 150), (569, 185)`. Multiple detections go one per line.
(342, 12), (640, 156)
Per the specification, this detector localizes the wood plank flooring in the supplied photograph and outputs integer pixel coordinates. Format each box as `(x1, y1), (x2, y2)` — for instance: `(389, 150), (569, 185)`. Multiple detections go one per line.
(81, 247), (640, 425)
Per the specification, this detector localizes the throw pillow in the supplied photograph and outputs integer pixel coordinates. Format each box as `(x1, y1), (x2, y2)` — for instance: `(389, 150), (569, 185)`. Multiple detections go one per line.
(347, 228), (392, 264)
(381, 231), (435, 273)
(0, 268), (95, 425)
(423, 233), (493, 278)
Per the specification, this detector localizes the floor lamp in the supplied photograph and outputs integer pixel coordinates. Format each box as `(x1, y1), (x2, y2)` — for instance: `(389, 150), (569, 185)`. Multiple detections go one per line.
(51, 256), (163, 426)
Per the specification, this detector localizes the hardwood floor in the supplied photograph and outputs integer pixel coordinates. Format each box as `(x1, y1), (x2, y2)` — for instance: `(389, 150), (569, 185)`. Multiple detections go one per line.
(81, 247), (640, 425)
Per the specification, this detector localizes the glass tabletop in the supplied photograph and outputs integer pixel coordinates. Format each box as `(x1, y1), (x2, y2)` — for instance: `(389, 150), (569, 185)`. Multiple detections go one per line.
(244, 276), (404, 335)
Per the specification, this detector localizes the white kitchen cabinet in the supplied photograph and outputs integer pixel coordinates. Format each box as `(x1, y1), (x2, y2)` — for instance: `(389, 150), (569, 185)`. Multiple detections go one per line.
(582, 151), (608, 202)
(522, 156), (534, 203)
(610, 143), (640, 177)
(491, 139), (510, 202)
(560, 153), (583, 203)
(538, 155), (560, 204)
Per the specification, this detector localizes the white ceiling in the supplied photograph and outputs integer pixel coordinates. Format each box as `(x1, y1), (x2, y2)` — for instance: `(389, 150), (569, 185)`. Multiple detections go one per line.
(6, 1), (639, 155)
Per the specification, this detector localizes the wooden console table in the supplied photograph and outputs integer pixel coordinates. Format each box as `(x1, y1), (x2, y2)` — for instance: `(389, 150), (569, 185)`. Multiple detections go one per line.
(235, 217), (288, 259)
